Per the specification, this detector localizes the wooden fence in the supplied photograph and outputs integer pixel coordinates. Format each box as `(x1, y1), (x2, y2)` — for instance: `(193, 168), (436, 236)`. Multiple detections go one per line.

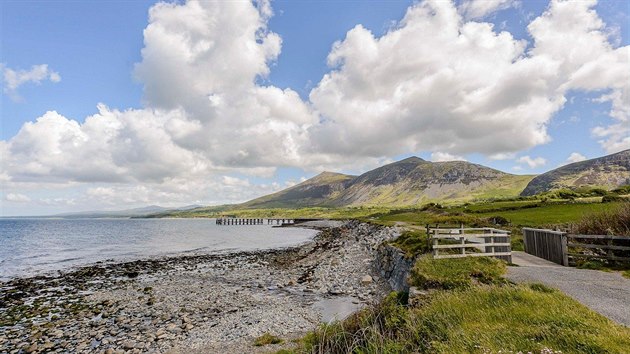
(522, 228), (568, 266)
(522, 228), (630, 266)
(429, 227), (511, 262)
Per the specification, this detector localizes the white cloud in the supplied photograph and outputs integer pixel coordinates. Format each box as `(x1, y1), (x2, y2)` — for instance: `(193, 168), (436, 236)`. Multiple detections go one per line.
(430, 152), (466, 162)
(308, 0), (628, 159)
(517, 155), (547, 168)
(5, 193), (31, 203)
(566, 152), (587, 163)
(459, 0), (518, 20)
(2, 64), (61, 101)
(488, 152), (516, 161)
(2, 0), (629, 213)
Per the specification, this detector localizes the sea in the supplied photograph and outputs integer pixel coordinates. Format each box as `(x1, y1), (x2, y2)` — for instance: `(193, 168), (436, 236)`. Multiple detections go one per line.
(0, 218), (318, 281)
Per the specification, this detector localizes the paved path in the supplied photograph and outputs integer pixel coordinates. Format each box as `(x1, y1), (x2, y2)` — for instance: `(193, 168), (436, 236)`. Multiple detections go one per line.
(507, 251), (630, 326)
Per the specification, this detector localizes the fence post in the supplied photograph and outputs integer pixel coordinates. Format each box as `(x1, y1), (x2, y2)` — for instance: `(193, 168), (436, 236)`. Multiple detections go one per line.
(561, 233), (568, 266)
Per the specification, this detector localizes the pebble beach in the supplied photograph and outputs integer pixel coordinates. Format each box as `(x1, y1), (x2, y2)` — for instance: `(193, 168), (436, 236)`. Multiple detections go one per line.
(0, 220), (399, 353)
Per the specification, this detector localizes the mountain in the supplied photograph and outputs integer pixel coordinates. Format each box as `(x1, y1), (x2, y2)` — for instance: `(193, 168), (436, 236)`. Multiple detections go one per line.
(53, 204), (202, 218)
(327, 157), (532, 206)
(243, 172), (356, 208)
(243, 157), (534, 208)
(521, 149), (630, 196)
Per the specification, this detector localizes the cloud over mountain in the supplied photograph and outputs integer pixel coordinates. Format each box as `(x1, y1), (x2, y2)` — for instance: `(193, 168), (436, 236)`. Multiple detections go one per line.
(1, 0), (628, 211)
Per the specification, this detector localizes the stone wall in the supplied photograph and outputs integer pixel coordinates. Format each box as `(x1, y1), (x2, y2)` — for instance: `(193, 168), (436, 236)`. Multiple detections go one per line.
(375, 243), (415, 292)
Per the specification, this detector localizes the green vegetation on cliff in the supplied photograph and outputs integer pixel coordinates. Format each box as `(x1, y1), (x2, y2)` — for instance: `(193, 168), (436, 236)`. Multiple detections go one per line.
(293, 257), (630, 354)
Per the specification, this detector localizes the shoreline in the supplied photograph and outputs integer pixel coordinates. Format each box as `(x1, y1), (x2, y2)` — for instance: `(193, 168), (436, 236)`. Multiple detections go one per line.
(0, 218), (320, 282)
(0, 220), (400, 353)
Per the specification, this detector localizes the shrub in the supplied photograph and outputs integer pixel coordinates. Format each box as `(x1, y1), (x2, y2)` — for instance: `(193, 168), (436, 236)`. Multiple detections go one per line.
(389, 230), (430, 257)
(612, 185), (630, 195)
(576, 260), (608, 271)
(570, 201), (630, 236)
(602, 194), (625, 203)
(487, 215), (509, 225)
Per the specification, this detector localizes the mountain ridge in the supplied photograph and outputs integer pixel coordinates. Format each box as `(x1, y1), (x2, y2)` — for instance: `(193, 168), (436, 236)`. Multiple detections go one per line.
(521, 149), (630, 196)
(244, 156), (534, 208)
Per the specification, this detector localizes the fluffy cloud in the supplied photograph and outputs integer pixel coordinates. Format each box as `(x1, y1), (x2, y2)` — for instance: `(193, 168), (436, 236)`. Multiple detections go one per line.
(459, 0), (518, 20)
(430, 152), (466, 162)
(517, 155), (547, 168)
(2, 0), (629, 212)
(133, 0), (318, 169)
(309, 0), (628, 159)
(2, 64), (60, 101)
(529, 0), (629, 153)
(5, 193), (31, 203)
(566, 152), (587, 163)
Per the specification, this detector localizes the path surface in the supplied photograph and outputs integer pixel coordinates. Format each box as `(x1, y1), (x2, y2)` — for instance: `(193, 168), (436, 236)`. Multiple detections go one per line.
(508, 251), (630, 326)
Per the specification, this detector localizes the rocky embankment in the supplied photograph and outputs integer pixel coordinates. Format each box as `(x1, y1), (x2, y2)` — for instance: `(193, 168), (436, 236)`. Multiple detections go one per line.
(0, 220), (401, 353)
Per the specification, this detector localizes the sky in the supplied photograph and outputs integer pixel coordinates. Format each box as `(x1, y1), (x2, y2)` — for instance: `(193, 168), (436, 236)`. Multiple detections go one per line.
(1, 0), (629, 216)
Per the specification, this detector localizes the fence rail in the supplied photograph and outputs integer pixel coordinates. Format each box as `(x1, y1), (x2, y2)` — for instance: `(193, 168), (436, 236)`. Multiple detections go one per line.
(429, 227), (511, 262)
(522, 228), (630, 266)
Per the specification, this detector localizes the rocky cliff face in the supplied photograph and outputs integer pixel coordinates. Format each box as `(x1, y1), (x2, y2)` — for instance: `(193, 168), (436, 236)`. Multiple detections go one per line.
(375, 243), (415, 292)
(521, 149), (630, 196)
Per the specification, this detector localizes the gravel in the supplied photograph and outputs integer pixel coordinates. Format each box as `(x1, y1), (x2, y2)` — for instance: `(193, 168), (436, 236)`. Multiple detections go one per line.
(507, 251), (630, 326)
(0, 220), (399, 353)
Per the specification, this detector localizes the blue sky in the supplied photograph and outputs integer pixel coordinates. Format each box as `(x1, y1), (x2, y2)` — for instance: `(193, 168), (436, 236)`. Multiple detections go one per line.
(1, 0), (629, 215)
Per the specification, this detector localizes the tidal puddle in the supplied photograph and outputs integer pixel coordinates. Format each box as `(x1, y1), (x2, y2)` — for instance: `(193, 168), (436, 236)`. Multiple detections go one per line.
(312, 296), (364, 323)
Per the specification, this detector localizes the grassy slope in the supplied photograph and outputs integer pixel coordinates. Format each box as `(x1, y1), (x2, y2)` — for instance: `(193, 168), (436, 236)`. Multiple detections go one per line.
(242, 172), (355, 209)
(333, 172), (534, 207)
(298, 257), (630, 354)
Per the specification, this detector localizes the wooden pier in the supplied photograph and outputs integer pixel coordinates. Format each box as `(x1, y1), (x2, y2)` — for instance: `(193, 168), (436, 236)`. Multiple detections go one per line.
(215, 218), (296, 226)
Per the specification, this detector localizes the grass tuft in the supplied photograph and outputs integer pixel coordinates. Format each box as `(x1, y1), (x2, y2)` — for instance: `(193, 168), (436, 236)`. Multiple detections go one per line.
(528, 283), (557, 293)
(254, 333), (284, 346)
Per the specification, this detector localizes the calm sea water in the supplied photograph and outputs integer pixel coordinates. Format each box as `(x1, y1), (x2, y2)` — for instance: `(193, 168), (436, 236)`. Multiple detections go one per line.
(0, 218), (318, 280)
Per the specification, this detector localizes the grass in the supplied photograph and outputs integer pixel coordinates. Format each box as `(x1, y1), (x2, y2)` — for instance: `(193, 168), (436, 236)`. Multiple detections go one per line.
(411, 285), (630, 353)
(296, 256), (630, 354)
(569, 201), (630, 236)
(387, 230), (430, 258)
(622, 270), (630, 279)
(472, 202), (620, 227)
(409, 256), (507, 290)
(254, 333), (284, 346)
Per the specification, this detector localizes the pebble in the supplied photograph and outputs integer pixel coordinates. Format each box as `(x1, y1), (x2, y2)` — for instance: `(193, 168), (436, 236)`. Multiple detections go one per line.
(0, 220), (399, 352)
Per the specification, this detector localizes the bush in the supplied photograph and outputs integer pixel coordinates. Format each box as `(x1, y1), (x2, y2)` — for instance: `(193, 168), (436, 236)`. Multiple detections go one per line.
(602, 194), (625, 203)
(555, 189), (579, 199)
(487, 215), (509, 225)
(389, 230), (430, 257)
(612, 185), (630, 195)
(576, 260), (608, 271)
(570, 201), (630, 236)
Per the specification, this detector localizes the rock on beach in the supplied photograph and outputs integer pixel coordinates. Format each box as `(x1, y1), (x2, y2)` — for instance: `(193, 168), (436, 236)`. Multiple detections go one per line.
(0, 220), (399, 353)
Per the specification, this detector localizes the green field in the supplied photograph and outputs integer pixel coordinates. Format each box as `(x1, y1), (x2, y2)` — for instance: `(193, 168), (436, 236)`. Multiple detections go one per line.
(161, 197), (621, 230)
(470, 201), (620, 227)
